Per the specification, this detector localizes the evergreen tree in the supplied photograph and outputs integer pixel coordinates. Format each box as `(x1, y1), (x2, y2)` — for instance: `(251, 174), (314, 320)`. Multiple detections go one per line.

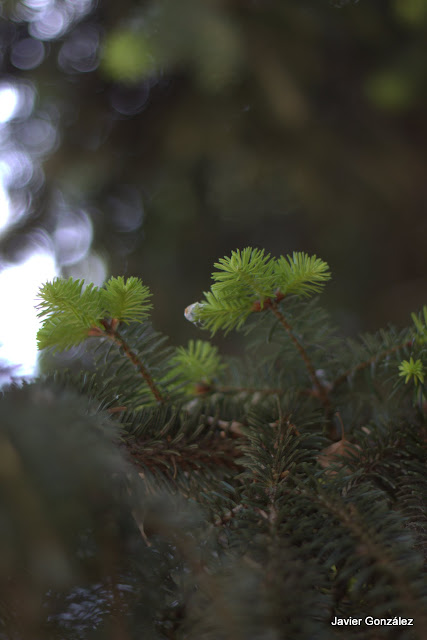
(1, 248), (426, 639)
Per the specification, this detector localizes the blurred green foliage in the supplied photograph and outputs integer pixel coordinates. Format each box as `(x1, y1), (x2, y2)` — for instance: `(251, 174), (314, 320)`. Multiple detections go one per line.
(1, 0), (427, 347)
(102, 30), (155, 83)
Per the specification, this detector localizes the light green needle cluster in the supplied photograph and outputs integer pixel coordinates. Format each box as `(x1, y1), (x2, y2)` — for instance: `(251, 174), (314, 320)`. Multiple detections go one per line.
(411, 305), (427, 344)
(37, 279), (104, 352)
(274, 252), (331, 298)
(100, 276), (152, 324)
(398, 357), (425, 386)
(36, 276), (152, 352)
(192, 247), (331, 335)
(212, 247), (277, 301)
(397, 306), (427, 389)
(168, 339), (226, 393)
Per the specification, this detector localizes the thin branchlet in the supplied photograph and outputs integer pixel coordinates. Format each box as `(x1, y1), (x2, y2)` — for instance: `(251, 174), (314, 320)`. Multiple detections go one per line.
(100, 319), (166, 404)
(331, 339), (414, 390)
(268, 300), (332, 412)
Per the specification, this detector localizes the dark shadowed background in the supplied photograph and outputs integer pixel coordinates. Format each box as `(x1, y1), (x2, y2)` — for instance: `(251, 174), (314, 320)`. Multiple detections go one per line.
(1, 0), (427, 376)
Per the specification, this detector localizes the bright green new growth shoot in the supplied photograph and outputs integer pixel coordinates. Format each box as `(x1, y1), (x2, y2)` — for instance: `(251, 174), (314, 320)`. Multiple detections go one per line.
(37, 278), (104, 352)
(398, 357), (425, 386)
(37, 276), (167, 404)
(36, 249), (420, 411)
(274, 252), (332, 298)
(191, 247), (331, 335)
(397, 306), (427, 391)
(411, 305), (427, 345)
(35, 249), (332, 407)
(37, 276), (152, 352)
(168, 340), (226, 395)
(100, 275), (152, 324)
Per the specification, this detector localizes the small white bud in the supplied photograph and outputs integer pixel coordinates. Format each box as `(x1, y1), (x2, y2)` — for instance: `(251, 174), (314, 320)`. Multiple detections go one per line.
(184, 302), (204, 326)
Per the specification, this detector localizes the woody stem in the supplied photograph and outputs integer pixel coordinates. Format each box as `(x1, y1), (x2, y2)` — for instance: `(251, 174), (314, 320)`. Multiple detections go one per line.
(269, 301), (331, 409)
(93, 321), (165, 404)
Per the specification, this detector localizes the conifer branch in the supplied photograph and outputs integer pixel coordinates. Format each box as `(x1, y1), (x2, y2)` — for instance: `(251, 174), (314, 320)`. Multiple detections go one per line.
(331, 339), (413, 391)
(313, 493), (427, 632)
(134, 501), (246, 640)
(214, 504), (244, 527)
(127, 435), (242, 478)
(101, 320), (166, 404)
(189, 248), (331, 336)
(268, 300), (331, 410)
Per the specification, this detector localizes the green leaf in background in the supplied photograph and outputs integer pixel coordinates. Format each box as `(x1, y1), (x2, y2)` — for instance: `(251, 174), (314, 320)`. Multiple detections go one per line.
(102, 29), (155, 83)
(365, 69), (415, 111)
(394, 0), (427, 25)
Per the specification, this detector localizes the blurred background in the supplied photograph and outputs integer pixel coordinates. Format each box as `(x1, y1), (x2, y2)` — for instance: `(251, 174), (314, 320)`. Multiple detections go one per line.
(1, 0), (427, 380)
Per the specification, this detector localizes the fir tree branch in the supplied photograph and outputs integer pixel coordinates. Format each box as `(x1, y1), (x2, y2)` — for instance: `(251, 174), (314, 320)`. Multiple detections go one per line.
(214, 504), (244, 527)
(134, 498), (248, 640)
(100, 320), (166, 404)
(313, 492), (427, 632)
(268, 300), (331, 411)
(127, 436), (242, 478)
(331, 339), (413, 391)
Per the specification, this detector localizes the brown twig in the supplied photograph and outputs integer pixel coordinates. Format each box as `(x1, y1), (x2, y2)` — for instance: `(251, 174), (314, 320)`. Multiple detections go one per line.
(127, 436), (242, 478)
(90, 320), (166, 404)
(268, 300), (332, 412)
